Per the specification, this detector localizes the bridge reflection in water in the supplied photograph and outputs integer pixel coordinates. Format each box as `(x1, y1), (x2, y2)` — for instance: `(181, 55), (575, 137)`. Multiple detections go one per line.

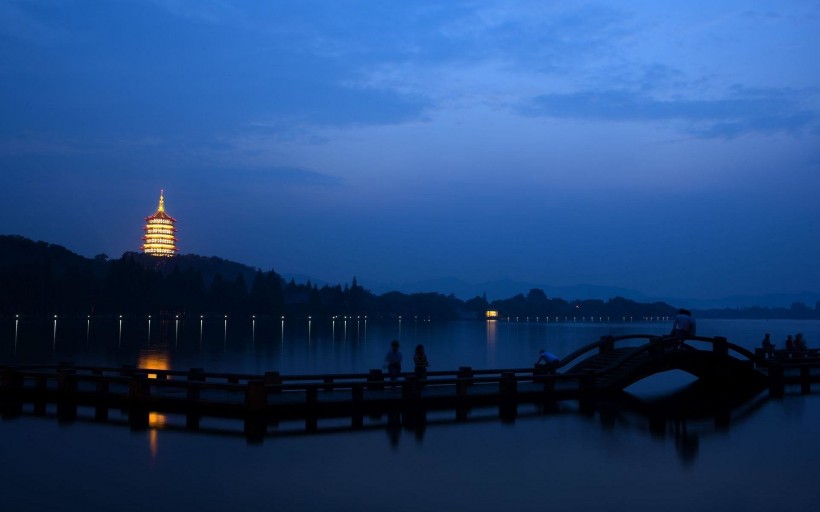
(0, 378), (791, 468)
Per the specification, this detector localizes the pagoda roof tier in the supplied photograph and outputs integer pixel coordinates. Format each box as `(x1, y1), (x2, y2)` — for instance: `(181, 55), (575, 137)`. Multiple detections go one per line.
(145, 210), (177, 222)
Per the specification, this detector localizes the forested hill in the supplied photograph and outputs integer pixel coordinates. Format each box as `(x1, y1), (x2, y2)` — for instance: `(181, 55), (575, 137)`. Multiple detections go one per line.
(1, 235), (816, 320)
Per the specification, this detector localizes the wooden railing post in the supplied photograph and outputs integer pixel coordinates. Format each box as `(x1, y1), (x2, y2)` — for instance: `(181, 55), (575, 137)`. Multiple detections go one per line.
(34, 375), (48, 415)
(57, 367), (77, 422)
(499, 372), (517, 422)
(368, 369), (384, 391)
(713, 336), (728, 357)
(245, 380), (267, 412)
(187, 368), (204, 402)
(351, 383), (364, 429)
(128, 373), (150, 430)
(95, 379), (109, 422)
(0, 368), (23, 417)
(599, 335), (615, 354)
(264, 371), (282, 393)
(244, 380), (267, 444)
(458, 366), (474, 386)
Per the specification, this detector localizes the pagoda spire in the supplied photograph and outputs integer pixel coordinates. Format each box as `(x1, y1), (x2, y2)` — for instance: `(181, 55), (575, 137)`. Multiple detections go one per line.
(158, 189), (165, 213)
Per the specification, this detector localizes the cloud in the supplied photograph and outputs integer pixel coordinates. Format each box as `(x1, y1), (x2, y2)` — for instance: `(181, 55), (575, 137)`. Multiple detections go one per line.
(519, 86), (819, 138)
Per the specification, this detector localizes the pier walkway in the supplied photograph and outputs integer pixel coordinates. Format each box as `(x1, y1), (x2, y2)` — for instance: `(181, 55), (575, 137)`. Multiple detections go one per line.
(2, 334), (820, 441)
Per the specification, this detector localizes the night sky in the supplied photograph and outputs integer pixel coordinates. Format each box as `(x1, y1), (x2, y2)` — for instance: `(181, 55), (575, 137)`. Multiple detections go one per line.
(1, 1), (819, 300)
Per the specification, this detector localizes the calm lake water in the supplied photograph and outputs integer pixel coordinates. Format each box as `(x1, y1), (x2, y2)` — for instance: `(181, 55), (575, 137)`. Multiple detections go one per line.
(2, 317), (820, 511)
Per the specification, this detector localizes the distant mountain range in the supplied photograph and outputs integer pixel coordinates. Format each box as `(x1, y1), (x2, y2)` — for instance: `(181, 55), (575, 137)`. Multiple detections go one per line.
(363, 277), (820, 310)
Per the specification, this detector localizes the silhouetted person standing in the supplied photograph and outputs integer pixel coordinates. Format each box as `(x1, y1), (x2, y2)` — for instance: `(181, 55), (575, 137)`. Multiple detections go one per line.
(413, 344), (429, 381)
(384, 340), (402, 383)
(785, 335), (795, 351)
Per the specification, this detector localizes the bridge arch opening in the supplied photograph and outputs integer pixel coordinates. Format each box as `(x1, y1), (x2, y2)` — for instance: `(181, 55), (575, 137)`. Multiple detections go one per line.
(625, 370), (698, 397)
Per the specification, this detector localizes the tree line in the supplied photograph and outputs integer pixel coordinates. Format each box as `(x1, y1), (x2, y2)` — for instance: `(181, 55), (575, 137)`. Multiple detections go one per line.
(1, 235), (818, 320)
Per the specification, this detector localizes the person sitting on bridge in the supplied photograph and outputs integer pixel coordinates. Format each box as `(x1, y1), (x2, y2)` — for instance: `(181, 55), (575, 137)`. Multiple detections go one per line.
(413, 344), (429, 382)
(384, 340), (403, 383)
(761, 333), (774, 350)
(535, 349), (560, 373)
(671, 309), (697, 349)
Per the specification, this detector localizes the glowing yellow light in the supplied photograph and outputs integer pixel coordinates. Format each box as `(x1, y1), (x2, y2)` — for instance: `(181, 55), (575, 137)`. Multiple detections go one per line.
(141, 190), (178, 257)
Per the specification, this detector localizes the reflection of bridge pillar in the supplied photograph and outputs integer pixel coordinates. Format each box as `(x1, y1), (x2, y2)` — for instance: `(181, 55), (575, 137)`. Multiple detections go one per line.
(800, 367), (811, 394)
(714, 410), (730, 431)
(649, 416), (666, 439)
(578, 370), (597, 415)
(499, 372), (517, 423)
(768, 364), (784, 398)
(186, 413), (200, 430)
(94, 379), (109, 422)
(598, 401), (616, 430)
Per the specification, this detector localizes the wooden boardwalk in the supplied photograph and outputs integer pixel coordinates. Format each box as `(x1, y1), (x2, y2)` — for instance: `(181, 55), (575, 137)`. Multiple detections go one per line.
(2, 334), (820, 441)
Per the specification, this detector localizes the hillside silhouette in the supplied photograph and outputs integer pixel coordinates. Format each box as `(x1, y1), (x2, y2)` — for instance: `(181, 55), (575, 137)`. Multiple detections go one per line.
(1, 235), (816, 320)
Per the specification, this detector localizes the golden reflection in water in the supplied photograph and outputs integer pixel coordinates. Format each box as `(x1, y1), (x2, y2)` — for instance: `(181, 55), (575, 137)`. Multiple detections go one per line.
(486, 320), (497, 367)
(138, 347), (170, 462)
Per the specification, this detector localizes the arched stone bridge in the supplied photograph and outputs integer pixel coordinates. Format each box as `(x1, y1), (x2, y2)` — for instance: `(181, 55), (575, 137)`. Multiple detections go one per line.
(552, 334), (769, 391)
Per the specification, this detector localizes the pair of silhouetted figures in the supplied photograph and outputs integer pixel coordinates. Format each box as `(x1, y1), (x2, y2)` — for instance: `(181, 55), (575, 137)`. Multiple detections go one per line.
(384, 341), (429, 382)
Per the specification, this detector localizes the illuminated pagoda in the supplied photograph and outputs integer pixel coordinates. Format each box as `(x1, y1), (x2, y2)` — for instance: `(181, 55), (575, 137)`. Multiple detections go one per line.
(141, 190), (178, 257)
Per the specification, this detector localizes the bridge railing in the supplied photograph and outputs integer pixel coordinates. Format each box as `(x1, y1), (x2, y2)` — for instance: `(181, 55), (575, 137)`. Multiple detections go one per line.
(556, 333), (661, 370)
(671, 335), (760, 363)
(555, 334), (765, 379)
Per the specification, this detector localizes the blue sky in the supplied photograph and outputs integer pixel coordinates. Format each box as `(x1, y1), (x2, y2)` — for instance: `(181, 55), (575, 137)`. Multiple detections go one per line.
(1, 0), (819, 300)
